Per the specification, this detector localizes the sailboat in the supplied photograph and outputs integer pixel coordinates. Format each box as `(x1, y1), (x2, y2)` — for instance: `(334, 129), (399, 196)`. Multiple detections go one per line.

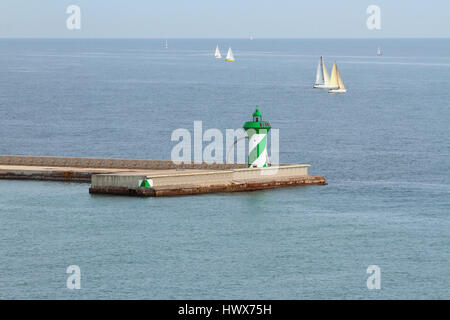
(225, 47), (235, 62)
(313, 56), (331, 89)
(165, 40), (168, 49)
(328, 62), (347, 94)
(214, 45), (222, 59)
(377, 46), (382, 56)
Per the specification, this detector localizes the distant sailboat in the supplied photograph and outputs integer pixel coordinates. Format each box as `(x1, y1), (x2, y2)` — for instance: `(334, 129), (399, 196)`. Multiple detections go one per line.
(250, 35), (254, 41)
(165, 40), (168, 49)
(377, 46), (382, 56)
(328, 62), (347, 94)
(225, 47), (235, 62)
(313, 56), (331, 89)
(214, 45), (222, 59)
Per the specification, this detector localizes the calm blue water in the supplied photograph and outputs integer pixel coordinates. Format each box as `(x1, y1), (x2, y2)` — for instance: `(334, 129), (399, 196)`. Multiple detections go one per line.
(0, 39), (449, 299)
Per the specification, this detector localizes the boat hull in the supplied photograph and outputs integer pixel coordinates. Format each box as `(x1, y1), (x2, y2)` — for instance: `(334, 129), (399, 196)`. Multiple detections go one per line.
(225, 59), (235, 62)
(328, 89), (347, 94)
(313, 84), (331, 89)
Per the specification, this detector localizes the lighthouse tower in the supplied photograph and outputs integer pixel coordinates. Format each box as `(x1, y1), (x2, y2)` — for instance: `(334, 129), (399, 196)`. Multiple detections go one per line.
(243, 108), (272, 168)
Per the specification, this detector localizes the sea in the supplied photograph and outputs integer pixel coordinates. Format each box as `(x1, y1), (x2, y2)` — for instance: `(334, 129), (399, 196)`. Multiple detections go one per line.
(0, 39), (449, 299)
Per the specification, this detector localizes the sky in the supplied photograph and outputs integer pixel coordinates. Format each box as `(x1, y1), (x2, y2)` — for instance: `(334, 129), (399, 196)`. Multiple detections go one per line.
(0, 0), (449, 38)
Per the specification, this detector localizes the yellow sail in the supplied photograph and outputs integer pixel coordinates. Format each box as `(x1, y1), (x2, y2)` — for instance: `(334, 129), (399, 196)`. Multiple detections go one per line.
(337, 68), (345, 90)
(329, 62), (339, 89)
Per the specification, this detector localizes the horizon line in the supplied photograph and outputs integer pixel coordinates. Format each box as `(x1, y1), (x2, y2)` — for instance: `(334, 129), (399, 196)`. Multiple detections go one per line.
(0, 37), (449, 40)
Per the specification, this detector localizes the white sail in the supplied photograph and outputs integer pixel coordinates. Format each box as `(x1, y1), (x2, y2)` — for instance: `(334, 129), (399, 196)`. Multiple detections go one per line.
(314, 56), (331, 88)
(315, 57), (325, 85)
(377, 46), (382, 56)
(225, 47), (235, 61)
(165, 40), (168, 49)
(214, 45), (222, 59)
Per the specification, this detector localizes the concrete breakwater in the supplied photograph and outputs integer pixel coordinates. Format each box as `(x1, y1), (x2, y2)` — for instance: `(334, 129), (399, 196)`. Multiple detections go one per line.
(0, 155), (245, 182)
(0, 155), (246, 170)
(0, 155), (326, 197)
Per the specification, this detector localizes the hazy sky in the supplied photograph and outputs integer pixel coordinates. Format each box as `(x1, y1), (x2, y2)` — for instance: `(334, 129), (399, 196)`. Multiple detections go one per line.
(0, 0), (449, 38)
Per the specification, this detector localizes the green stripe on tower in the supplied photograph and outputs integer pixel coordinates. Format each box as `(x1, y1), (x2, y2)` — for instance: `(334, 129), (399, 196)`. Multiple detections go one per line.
(248, 133), (267, 167)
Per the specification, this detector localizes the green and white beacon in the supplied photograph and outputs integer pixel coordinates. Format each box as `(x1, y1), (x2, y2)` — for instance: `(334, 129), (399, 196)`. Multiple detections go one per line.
(243, 108), (272, 168)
